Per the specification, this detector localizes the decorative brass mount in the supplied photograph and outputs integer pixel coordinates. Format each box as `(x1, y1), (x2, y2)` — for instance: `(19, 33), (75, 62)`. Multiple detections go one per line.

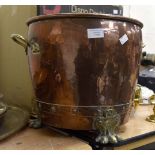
(93, 106), (121, 144)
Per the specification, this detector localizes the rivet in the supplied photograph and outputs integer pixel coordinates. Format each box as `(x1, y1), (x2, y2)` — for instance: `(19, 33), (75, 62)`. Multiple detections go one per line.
(51, 106), (56, 113)
(72, 108), (78, 113)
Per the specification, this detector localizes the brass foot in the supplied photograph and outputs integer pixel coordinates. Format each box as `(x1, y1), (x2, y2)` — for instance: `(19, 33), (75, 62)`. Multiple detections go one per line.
(29, 117), (42, 129)
(29, 98), (42, 128)
(95, 133), (120, 144)
(93, 107), (121, 144)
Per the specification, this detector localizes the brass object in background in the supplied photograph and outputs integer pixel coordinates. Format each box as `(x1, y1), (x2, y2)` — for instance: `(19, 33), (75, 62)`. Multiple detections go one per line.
(148, 94), (155, 104)
(133, 85), (155, 123)
(134, 84), (142, 110)
(146, 95), (155, 123)
(146, 94), (155, 123)
(146, 105), (155, 123)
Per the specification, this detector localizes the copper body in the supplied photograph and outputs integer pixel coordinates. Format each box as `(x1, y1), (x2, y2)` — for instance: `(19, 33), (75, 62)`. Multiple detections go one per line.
(27, 14), (143, 130)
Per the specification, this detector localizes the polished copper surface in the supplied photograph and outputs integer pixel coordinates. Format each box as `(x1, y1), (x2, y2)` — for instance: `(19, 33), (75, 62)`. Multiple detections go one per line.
(26, 14), (143, 130)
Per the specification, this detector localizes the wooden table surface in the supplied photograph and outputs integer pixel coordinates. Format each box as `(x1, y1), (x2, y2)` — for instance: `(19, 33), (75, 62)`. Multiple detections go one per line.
(118, 105), (155, 140)
(0, 127), (91, 150)
(0, 105), (155, 150)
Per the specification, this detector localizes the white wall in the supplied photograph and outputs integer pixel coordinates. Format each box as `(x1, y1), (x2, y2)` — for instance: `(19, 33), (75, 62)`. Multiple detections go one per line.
(123, 5), (155, 53)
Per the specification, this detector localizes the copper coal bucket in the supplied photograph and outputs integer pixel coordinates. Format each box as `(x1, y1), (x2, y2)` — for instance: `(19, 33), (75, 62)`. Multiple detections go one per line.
(11, 14), (143, 143)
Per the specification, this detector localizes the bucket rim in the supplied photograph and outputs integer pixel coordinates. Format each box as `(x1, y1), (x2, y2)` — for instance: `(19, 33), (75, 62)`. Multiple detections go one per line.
(26, 13), (143, 28)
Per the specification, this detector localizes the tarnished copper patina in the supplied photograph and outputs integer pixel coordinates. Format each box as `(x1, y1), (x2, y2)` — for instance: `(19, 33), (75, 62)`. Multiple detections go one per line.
(12, 14), (143, 131)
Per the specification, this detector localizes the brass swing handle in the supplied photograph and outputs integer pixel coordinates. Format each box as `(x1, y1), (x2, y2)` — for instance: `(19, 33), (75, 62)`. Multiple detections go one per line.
(11, 34), (40, 54)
